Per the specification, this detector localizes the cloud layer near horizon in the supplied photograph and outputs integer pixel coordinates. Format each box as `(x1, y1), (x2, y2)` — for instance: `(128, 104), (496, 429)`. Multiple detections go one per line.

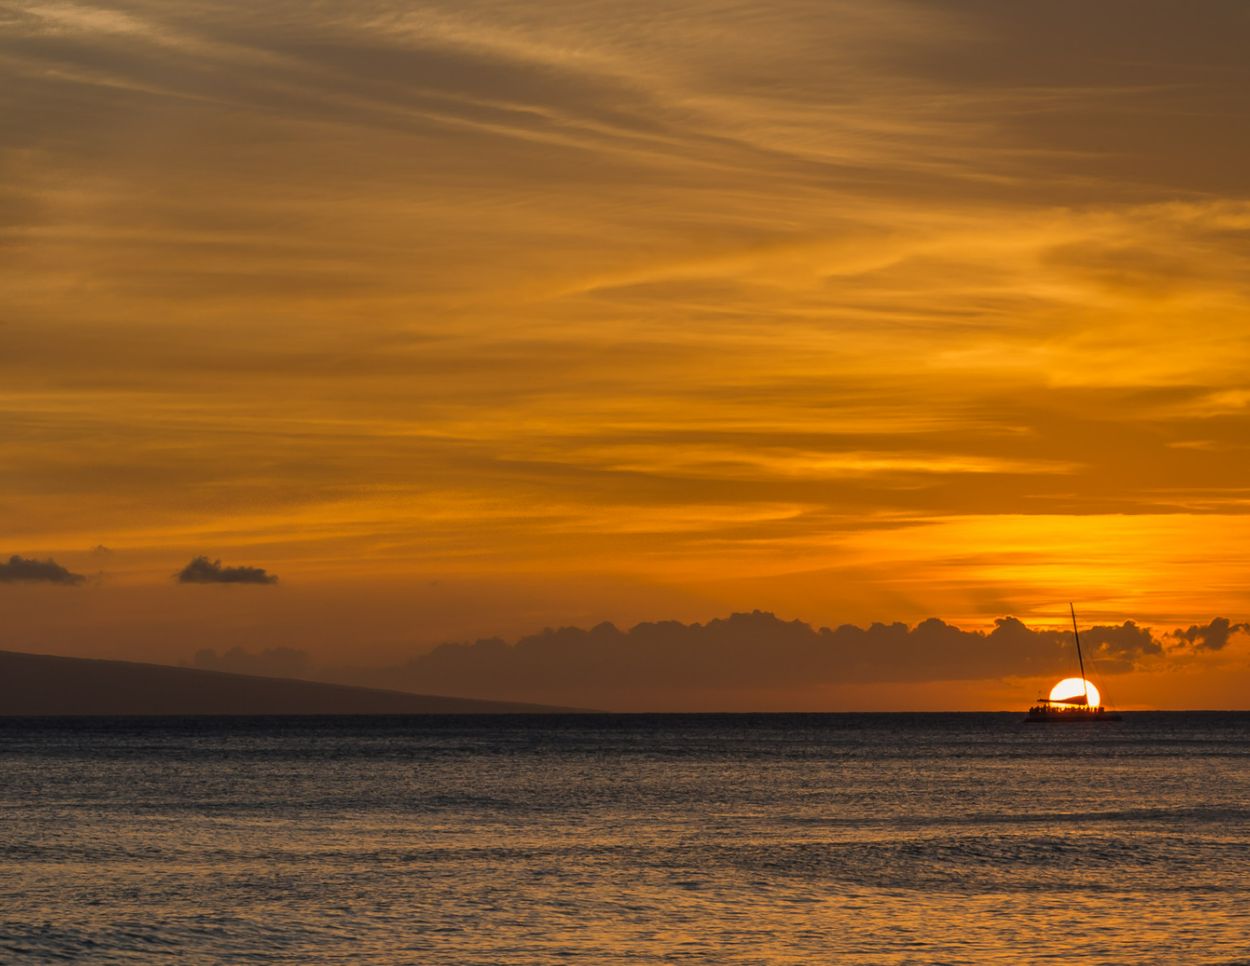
(180, 611), (1243, 710)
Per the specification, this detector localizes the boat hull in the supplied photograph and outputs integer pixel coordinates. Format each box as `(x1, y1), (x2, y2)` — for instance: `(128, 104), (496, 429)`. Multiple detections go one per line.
(1023, 709), (1122, 722)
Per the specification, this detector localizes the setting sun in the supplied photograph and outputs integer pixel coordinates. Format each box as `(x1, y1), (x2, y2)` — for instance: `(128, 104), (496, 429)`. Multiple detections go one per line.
(1049, 678), (1102, 708)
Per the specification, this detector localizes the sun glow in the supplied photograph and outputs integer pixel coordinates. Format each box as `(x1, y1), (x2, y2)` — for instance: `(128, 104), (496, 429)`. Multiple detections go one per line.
(1049, 677), (1101, 707)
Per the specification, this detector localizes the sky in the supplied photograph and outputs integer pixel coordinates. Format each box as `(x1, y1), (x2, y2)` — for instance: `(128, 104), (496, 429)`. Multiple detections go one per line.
(2, 0), (1249, 708)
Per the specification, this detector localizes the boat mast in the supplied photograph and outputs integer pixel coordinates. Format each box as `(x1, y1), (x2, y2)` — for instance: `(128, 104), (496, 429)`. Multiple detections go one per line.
(1070, 602), (1089, 705)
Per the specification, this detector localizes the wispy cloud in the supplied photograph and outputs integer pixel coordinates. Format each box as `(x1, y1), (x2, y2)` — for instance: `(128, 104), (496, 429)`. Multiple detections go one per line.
(2, 0), (1249, 666)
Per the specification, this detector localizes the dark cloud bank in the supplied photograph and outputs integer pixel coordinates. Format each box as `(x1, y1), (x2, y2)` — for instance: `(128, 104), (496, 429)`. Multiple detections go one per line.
(382, 612), (1160, 692)
(0, 555), (84, 585)
(176, 557), (278, 585)
(204, 612), (1245, 709)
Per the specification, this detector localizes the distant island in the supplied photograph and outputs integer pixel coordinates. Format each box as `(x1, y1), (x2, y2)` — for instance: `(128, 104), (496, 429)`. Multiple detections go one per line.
(0, 650), (585, 715)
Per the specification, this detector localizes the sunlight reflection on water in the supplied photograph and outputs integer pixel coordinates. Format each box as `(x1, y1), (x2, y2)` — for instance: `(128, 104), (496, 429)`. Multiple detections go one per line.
(2, 713), (1249, 964)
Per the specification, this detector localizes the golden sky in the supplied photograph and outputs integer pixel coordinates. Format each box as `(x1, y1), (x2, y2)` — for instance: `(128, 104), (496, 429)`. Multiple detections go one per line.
(2, 1), (1249, 707)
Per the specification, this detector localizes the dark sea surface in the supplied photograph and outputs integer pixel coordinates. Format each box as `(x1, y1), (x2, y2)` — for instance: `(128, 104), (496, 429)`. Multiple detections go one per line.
(2, 713), (1249, 964)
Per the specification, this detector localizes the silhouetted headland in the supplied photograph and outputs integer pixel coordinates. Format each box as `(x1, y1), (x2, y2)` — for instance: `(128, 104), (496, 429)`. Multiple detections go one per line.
(0, 650), (585, 715)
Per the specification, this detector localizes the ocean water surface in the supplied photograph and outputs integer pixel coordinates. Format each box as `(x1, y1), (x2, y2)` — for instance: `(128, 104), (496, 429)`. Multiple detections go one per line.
(2, 713), (1249, 964)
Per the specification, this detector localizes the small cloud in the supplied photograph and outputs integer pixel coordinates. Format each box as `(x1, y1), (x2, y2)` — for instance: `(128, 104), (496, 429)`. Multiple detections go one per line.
(175, 556), (278, 585)
(1082, 620), (1162, 659)
(1171, 617), (1249, 651)
(91, 544), (114, 556)
(189, 646), (311, 678)
(0, 554), (86, 585)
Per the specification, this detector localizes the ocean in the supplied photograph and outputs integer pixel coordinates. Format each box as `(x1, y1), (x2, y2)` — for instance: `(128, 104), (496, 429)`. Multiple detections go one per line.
(2, 713), (1248, 964)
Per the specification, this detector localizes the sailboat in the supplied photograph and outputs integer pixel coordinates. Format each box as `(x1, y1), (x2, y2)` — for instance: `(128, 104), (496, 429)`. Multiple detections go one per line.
(1024, 604), (1122, 722)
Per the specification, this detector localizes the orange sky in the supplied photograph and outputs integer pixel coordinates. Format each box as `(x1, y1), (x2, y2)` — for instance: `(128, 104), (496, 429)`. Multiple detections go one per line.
(2, 0), (1249, 708)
